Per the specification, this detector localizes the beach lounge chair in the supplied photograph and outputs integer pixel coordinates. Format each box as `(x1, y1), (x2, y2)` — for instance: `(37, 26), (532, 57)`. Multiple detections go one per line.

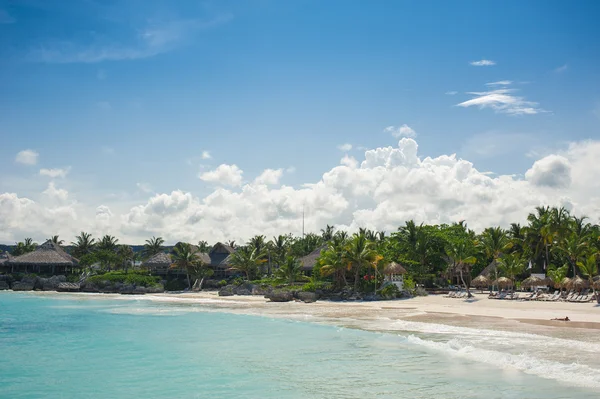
(547, 292), (560, 301)
(570, 295), (582, 302)
(497, 292), (508, 300)
(523, 292), (536, 301)
(578, 295), (589, 303)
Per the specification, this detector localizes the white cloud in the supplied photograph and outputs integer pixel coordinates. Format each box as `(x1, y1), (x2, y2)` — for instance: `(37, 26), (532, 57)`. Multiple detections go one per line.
(42, 182), (69, 202)
(199, 164), (244, 186)
(15, 149), (39, 165)
(457, 87), (546, 116)
(254, 169), (283, 185)
(445, 91), (458, 95)
(136, 182), (153, 193)
(486, 80), (512, 86)
(338, 143), (353, 152)
(2, 138), (600, 245)
(40, 167), (70, 179)
(525, 155), (572, 188)
(384, 124), (416, 138)
(286, 166), (297, 174)
(201, 151), (212, 160)
(29, 16), (232, 64)
(555, 64), (568, 73)
(470, 59), (496, 66)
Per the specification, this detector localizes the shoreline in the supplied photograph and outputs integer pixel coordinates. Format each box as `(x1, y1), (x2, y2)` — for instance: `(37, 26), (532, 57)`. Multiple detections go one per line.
(9, 290), (600, 335)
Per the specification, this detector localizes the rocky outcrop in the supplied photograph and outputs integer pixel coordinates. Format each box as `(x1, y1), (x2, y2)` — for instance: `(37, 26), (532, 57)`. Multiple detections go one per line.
(80, 280), (163, 294)
(57, 282), (80, 292)
(0, 280), (9, 290)
(251, 284), (273, 296)
(234, 282), (254, 295)
(12, 281), (35, 291)
(35, 275), (67, 291)
(296, 291), (318, 303)
(265, 290), (293, 302)
(218, 285), (235, 296)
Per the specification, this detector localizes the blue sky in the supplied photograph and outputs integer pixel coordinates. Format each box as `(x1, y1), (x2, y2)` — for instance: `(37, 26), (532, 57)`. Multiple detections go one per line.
(1, 0), (600, 243)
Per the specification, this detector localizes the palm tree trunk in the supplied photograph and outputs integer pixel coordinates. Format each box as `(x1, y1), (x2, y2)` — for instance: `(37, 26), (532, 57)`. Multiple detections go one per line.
(186, 271), (191, 289)
(354, 263), (360, 292)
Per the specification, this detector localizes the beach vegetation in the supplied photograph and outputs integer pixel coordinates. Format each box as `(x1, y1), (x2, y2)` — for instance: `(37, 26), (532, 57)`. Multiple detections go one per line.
(86, 271), (160, 288)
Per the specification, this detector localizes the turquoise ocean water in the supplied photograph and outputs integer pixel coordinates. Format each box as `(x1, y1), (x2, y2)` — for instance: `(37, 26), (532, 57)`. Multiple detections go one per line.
(1, 292), (598, 399)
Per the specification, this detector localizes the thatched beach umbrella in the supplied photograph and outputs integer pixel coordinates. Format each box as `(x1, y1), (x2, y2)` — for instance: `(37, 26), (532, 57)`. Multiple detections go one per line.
(521, 275), (543, 288)
(384, 262), (407, 275)
(493, 277), (513, 289)
(559, 277), (572, 290)
(541, 277), (554, 287)
(472, 275), (491, 288)
(568, 276), (588, 292)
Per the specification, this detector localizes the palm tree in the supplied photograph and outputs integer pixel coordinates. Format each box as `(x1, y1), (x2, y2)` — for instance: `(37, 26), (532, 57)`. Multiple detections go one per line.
(143, 236), (164, 258)
(547, 264), (568, 291)
(270, 235), (290, 270)
(170, 242), (200, 289)
(319, 235), (349, 289)
(577, 254), (598, 301)
(479, 227), (509, 291)
(97, 235), (119, 252)
(228, 246), (266, 281)
(49, 235), (64, 245)
(71, 232), (95, 258)
(558, 232), (589, 277)
(275, 256), (303, 284)
(117, 245), (134, 273)
(12, 238), (37, 256)
(225, 240), (237, 249)
(446, 241), (477, 298)
(497, 253), (526, 290)
(345, 233), (378, 291)
(197, 240), (211, 253)
(320, 225), (335, 241)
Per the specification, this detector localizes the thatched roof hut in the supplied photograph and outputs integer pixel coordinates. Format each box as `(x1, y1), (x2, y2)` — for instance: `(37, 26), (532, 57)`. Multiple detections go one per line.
(479, 260), (497, 278)
(143, 252), (172, 270)
(472, 275), (491, 288)
(299, 245), (327, 272)
(383, 262), (407, 275)
(208, 242), (236, 272)
(493, 277), (513, 288)
(521, 276), (543, 288)
(568, 276), (589, 291)
(559, 277), (572, 289)
(6, 240), (78, 273)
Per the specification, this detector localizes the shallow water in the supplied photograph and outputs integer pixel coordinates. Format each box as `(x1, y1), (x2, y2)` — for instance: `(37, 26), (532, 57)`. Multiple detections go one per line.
(0, 292), (598, 398)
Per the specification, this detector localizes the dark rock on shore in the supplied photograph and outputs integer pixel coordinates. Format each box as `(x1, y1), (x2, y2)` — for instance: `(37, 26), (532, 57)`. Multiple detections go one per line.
(0, 280), (9, 290)
(296, 291), (318, 303)
(265, 290), (293, 302)
(12, 281), (35, 291)
(218, 285), (235, 296)
(35, 275), (67, 291)
(79, 280), (163, 294)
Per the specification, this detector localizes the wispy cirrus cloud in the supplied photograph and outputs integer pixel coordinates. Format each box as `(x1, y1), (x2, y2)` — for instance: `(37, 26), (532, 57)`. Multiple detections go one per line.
(485, 80), (512, 86)
(457, 81), (547, 116)
(40, 167), (70, 178)
(29, 15), (232, 64)
(554, 64), (568, 73)
(470, 59), (496, 66)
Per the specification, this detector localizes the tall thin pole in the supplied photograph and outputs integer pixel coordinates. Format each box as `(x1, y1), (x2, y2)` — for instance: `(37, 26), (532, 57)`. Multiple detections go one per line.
(302, 205), (305, 237)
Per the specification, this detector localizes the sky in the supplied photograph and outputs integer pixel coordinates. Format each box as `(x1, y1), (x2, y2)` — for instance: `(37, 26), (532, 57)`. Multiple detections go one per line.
(1, 0), (599, 245)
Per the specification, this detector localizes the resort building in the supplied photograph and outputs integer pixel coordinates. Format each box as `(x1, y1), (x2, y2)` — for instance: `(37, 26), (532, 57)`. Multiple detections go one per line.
(5, 240), (78, 275)
(142, 242), (236, 277)
(299, 245), (327, 275)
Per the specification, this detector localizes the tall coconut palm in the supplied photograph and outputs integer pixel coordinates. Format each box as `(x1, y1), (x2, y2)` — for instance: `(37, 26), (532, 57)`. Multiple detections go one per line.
(228, 246), (266, 281)
(345, 233), (378, 291)
(170, 242), (200, 289)
(49, 235), (64, 245)
(558, 232), (589, 277)
(12, 238), (37, 256)
(479, 227), (510, 290)
(225, 240), (237, 249)
(547, 264), (568, 290)
(143, 236), (164, 258)
(197, 240), (211, 253)
(71, 232), (95, 258)
(320, 225), (335, 241)
(446, 241), (477, 298)
(270, 235), (290, 270)
(117, 245), (134, 273)
(319, 235), (350, 289)
(577, 254), (598, 301)
(97, 235), (119, 252)
(497, 253), (526, 290)
(275, 256), (303, 284)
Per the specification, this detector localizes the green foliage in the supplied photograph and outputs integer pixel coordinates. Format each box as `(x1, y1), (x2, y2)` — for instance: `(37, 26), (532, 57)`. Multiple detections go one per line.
(378, 283), (400, 299)
(403, 275), (416, 291)
(87, 271), (160, 287)
(218, 280), (228, 287)
(12, 238), (37, 256)
(301, 281), (333, 292)
(274, 256), (303, 284)
(165, 279), (187, 291)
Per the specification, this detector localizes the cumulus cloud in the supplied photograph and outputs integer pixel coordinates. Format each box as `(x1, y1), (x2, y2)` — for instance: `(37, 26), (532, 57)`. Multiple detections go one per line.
(15, 149), (39, 165)
(199, 164), (244, 186)
(384, 124), (416, 138)
(338, 143), (353, 152)
(470, 59), (496, 66)
(40, 167), (70, 178)
(254, 169), (283, 186)
(2, 138), (600, 244)
(457, 86), (546, 116)
(525, 155), (572, 188)
(201, 151), (212, 160)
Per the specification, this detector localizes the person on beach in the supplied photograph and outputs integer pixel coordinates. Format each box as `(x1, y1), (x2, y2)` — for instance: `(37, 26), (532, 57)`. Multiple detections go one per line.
(551, 316), (570, 321)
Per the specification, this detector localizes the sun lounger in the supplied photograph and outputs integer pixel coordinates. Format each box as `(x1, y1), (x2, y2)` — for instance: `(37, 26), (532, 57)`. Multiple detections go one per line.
(546, 293), (560, 301)
(578, 295), (589, 303)
(523, 292), (536, 301)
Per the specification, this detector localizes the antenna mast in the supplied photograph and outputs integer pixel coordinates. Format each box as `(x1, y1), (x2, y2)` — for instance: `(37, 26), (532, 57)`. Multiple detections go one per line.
(302, 205), (305, 237)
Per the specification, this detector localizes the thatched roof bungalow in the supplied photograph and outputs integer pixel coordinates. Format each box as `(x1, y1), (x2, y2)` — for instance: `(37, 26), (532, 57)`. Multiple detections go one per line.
(142, 242), (231, 277)
(299, 245), (327, 274)
(208, 242), (236, 277)
(6, 240), (78, 274)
